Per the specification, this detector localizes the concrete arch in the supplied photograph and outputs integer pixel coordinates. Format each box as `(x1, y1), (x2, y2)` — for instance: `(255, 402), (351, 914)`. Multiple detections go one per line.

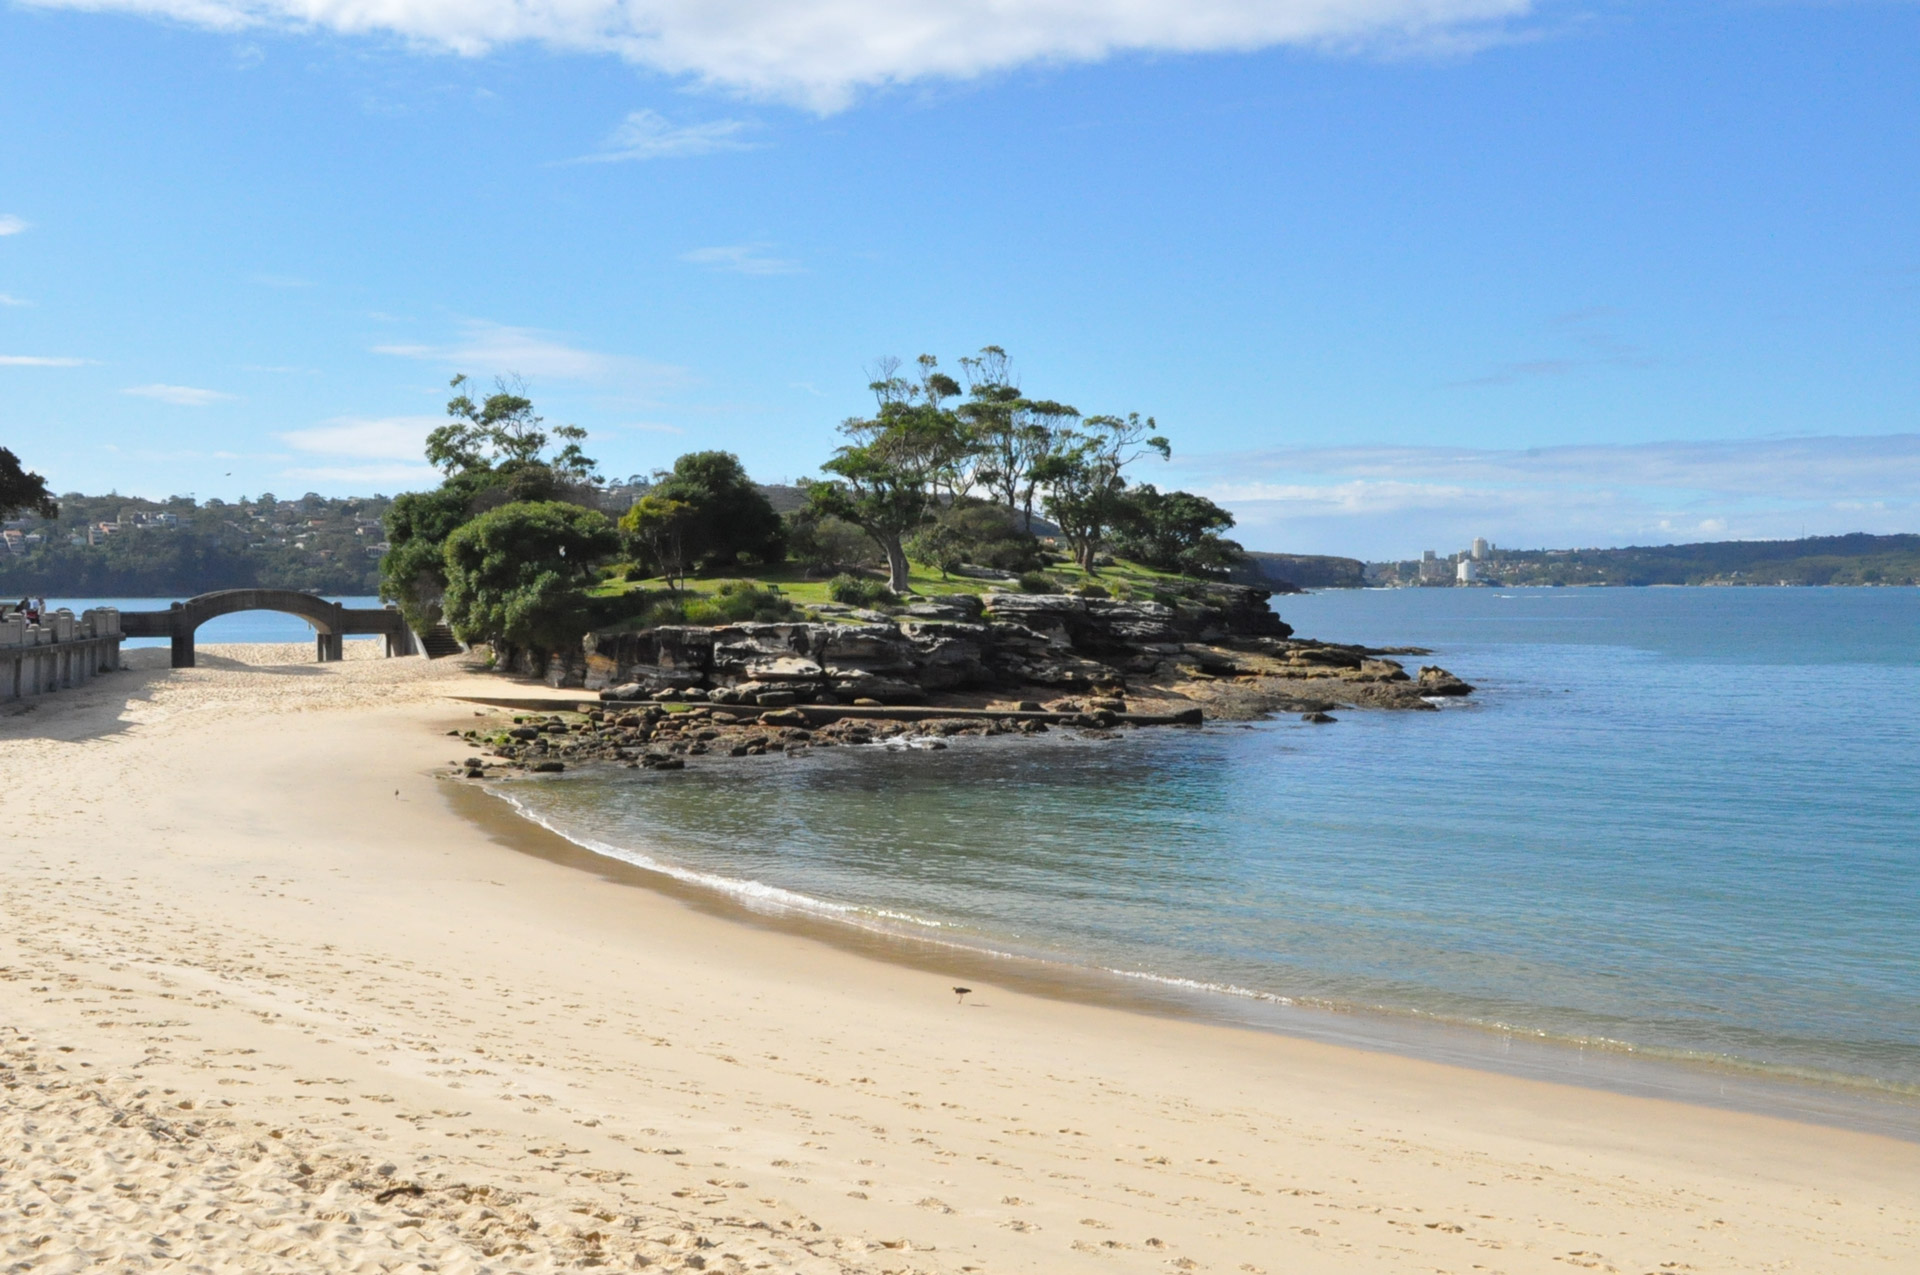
(119, 590), (416, 668)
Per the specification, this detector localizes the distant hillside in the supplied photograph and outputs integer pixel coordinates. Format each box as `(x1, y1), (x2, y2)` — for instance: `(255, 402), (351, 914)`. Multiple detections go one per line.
(1371, 533), (1920, 587)
(1233, 551), (1367, 590)
(0, 491), (388, 596)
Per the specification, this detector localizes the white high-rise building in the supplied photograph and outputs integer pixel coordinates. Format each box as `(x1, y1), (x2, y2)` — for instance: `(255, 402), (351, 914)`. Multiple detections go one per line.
(1457, 559), (1478, 583)
(1471, 537), (1490, 560)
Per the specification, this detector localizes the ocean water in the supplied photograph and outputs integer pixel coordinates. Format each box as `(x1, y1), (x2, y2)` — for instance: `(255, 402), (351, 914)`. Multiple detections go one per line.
(47, 597), (386, 647)
(492, 587), (1918, 1121)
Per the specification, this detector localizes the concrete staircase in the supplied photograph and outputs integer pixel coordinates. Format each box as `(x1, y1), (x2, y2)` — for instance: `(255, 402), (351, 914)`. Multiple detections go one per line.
(418, 623), (465, 660)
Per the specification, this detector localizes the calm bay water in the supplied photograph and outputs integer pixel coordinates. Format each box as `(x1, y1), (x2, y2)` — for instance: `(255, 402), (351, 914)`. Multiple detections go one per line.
(496, 587), (1918, 1117)
(49, 597), (385, 647)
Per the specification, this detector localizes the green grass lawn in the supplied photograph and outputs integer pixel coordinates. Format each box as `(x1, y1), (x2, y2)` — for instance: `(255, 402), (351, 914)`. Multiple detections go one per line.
(588, 553), (1207, 617)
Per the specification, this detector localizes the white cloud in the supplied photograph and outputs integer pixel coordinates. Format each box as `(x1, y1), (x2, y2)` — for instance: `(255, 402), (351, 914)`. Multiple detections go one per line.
(374, 319), (683, 383)
(14, 0), (1533, 110)
(0, 355), (86, 366)
(0, 293), (29, 307)
(123, 383), (238, 406)
(572, 110), (755, 162)
(281, 415), (443, 461)
(0, 215), (27, 236)
(680, 243), (802, 276)
(281, 462), (441, 485)
(375, 322), (611, 378)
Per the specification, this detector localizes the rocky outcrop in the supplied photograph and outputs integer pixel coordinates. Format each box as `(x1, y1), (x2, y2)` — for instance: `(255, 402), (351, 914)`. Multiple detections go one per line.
(574, 585), (1294, 700)
(1417, 666), (1476, 696)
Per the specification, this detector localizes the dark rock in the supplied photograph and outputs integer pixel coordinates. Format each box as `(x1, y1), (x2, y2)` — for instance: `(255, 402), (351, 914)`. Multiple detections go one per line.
(755, 690), (797, 708)
(1301, 711), (1338, 724)
(529, 760), (565, 773)
(1417, 666), (1475, 696)
(759, 708), (808, 728)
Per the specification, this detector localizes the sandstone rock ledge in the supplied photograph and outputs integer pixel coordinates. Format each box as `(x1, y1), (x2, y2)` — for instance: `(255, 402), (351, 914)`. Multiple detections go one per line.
(513, 585), (1474, 727)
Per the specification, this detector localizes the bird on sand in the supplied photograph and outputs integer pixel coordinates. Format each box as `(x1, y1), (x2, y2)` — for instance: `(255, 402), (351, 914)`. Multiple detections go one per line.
(953, 986), (972, 1005)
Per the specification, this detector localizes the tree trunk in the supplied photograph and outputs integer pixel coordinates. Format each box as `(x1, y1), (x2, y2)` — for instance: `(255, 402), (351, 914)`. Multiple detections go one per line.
(884, 536), (911, 594)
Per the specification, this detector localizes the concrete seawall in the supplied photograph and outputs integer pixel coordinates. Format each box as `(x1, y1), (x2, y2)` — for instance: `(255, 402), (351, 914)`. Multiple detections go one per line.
(2, 607), (125, 701)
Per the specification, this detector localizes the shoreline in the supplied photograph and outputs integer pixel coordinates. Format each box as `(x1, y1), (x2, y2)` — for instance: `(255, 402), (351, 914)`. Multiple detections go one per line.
(459, 763), (1920, 1144)
(6, 643), (1918, 1272)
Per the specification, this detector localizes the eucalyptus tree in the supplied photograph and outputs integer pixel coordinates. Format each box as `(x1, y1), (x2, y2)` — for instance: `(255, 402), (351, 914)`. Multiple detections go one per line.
(957, 346), (1080, 531)
(1041, 413), (1171, 572)
(806, 354), (964, 592)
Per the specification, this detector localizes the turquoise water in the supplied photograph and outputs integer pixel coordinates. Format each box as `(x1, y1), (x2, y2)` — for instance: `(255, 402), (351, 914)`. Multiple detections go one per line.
(49, 597), (385, 646)
(500, 588), (1920, 1115)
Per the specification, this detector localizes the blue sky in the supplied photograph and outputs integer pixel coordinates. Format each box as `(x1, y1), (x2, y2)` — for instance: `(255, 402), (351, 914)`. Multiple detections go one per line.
(1, 0), (1916, 558)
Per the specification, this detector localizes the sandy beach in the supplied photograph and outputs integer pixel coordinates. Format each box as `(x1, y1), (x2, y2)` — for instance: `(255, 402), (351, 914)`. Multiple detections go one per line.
(3, 644), (1916, 1273)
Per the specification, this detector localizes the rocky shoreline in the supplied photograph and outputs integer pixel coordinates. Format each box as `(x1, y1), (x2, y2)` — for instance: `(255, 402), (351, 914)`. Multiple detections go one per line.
(448, 584), (1473, 779)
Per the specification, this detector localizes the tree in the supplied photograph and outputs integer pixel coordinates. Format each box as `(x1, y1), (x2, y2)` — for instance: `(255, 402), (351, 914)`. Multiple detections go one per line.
(637, 451), (785, 573)
(807, 440), (933, 594)
(380, 464), (558, 630)
(0, 447), (57, 520)
(805, 355), (962, 592)
(381, 376), (596, 629)
(440, 501), (619, 660)
(1041, 413), (1170, 572)
(1112, 486), (1243, 576)
(427, 375), (597, 482)
(957, 347), (1076, 530)
(619, 494), (696, 592)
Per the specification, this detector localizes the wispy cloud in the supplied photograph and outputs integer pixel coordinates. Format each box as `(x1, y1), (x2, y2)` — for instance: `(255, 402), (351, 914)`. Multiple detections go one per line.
(570, 110), (756, 163)
(374, 318), (686, 384)
(0, 293), (29, 307)
(1170, 434), (1920, 557)
(0, 215), (27, 236)
(281, 462), (442, 485)
(10, 1), (1534, 111)
(1451, 309), (1657, 388)
(281, 415), (441, 462)
(123, 383), (238, 406)
(680, 244), (803, 276)
(279, 415), (443, 486)
(0, 355), (86, 367)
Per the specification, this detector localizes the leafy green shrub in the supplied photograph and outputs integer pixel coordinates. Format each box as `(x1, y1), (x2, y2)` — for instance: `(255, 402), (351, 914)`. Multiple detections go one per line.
(906, 500), (1043, 578)
(635, 597), (688, 628)
(1078, 583), (1110, 599)
(828, 574), (897, 607)
(1017, 571), (1056, 593)
(684, 581), (794, 625)
(441, 500), (619, 657)
(634, 580), (794, 628)
(785, 509), (883, 574)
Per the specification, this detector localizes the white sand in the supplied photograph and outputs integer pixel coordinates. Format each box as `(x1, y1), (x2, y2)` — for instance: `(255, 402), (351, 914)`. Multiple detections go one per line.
(2, 644), (1915, 1273)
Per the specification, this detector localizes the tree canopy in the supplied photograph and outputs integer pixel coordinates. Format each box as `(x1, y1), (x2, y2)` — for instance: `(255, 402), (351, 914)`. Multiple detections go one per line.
(381, 375), (594, 630)
(0, 447), (57, 521)
(441, 501), (619, 657)
(634, 450), (785, 574)
(1111, 485), (1242, 576)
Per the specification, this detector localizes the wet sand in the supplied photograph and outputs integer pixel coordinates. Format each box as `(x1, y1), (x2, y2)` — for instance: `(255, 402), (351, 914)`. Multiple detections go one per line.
(3, 644), (1916, 1273)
